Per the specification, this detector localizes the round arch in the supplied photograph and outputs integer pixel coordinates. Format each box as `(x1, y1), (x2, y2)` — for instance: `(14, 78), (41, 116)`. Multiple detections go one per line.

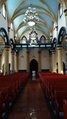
(58, 27), (66, 44)
(0, 27), (9, 45)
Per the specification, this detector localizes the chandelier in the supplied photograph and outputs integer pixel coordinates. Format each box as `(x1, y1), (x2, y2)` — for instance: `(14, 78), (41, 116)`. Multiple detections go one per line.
(23, 6), (39, 26)
(29, 28), (38, 46)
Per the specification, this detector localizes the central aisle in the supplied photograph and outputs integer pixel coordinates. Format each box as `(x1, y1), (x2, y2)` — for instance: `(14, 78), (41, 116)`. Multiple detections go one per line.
(8, 77), (51, 119)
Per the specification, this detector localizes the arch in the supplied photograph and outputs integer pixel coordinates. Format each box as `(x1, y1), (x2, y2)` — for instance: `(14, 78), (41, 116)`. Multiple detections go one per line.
(0, 27), (9, 45)
(21, 36), (27, 44)
(10, 38), (14, 50)
(30, 59), (38, 76)
(58, 27), (66, 44)
(53, 37), (57, 49)
(40, 35), (46, 43)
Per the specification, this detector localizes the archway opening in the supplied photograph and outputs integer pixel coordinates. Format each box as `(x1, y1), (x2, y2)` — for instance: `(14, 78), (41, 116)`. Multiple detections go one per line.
(30, 59), (38, 76)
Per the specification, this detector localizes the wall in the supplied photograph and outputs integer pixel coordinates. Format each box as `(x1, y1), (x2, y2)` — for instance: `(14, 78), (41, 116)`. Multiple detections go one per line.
(0, 7), (8, 33)
(18, 49), (27, 71)
(41, 49), (49, 70)
(20, 30), (47, 41)
(18, 48), (50, 71)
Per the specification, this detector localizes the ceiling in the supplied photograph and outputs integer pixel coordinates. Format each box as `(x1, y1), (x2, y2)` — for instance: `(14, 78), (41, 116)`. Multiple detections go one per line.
(6, 0), (59, 39)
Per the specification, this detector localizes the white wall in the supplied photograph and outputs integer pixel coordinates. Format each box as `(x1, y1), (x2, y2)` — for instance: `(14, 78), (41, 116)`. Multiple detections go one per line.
(29, 48), (38, 62)
(58, 10), (66, 34)
(0, 7), (8, 33)
(41, 49), (49, 69)
(18, 49), (27, 70)
(18, 48), (49, 71)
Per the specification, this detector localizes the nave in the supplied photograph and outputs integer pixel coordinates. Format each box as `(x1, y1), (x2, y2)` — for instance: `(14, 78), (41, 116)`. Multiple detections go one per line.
(4, 76), (54, 119)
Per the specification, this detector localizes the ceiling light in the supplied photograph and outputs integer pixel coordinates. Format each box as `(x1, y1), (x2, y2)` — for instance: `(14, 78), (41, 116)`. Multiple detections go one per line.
(23, 6), (39, 26)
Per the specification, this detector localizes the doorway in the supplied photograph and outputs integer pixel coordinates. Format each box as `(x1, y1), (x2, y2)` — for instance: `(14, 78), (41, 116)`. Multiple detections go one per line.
(30, 59), (38, 76)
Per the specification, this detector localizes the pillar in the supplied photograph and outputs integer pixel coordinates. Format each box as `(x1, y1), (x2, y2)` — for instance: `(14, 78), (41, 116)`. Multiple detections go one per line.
(4, 46), (10, 75)
(52, 50), (56, 72)
(0, 53), (2, 70)
(26, 51), (29, 72)
(38, 51), (41, 72)
(49, 52), (52, 72)
(11, 50), (15, 73)
(15, 52), (18, 72)
(56, 44), (63, 73)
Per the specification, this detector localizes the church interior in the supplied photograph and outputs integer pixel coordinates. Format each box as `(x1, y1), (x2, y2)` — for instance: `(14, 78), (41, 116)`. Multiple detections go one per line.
(0, 0), (67, 119)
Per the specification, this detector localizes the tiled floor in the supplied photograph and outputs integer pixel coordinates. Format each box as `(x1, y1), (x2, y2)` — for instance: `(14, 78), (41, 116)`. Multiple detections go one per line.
(8, 77), (51, 119)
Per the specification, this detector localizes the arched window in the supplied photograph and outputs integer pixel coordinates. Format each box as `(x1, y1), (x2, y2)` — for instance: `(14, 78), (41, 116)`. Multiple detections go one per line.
(2, 4), (6, 18)
(59, 4), (63, 18)
(11, 23), (13, 30)
(21, 36), (27, 44)
(40, 35), (46, 43)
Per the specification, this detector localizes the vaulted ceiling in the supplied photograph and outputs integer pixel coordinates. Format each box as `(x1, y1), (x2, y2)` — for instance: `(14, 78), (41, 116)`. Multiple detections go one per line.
(5, 0), (59, 39)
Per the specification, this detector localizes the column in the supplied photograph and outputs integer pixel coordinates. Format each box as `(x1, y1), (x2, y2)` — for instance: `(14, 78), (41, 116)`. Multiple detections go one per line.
(38, 51), (41, 72)
(26, 51), (29, 72)
(56, 44), (63, 73)
(4, 46), (10, 75)
(49, 52), (52, 72)
(15, 52), (18, 72)
(11, 50), (15, 73)
(52, 50), (56, 72)
(0, 53), (2, 70)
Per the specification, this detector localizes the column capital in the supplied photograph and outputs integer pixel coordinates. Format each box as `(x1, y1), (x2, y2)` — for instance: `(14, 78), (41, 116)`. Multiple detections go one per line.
(56, 44), (63, 50)
(55, 26), (58, 31)
(50, 35), (53, 39)
(4, 45), (10, 48)
(4, 45), (10, 51)
(38, 50), (41, 53)
(51, 50), (56, 54)
(64, 9), (67, 16)
(11, 50), (16, 54)
(49, 52), (52, 56)
(8, 27), (10, 32)
(64, 34), (67, 39)
(26, 51), (29, 53)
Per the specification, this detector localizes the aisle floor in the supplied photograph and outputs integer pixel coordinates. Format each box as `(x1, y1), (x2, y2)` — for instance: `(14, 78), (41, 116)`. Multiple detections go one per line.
(8, 77), (51, 119)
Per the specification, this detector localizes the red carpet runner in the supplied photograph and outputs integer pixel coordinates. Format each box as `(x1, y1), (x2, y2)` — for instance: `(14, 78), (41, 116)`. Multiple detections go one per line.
(8, 77), (51, 119)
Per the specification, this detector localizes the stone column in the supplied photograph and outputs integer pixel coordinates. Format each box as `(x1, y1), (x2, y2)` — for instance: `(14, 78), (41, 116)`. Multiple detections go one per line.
(0, 53), (2, 70)
(49, 52), (52, 72)
(26, 51), (29, 72)
(11, 50), (15, 73)
(15, 52), (18, 72)
(52, 50), (56, 72)
(56, 44), (63, 73)
(38, 51), (41, 72)
(4, 46), (10, 75)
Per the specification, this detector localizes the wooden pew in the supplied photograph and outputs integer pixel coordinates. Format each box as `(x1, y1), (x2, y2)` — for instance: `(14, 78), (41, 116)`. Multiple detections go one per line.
(63, 99), (67, 119)
(54, 90), (67, 119)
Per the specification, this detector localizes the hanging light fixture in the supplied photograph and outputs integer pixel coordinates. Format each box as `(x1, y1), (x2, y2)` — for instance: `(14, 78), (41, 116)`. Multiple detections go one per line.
(23, 4), (39, 26)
